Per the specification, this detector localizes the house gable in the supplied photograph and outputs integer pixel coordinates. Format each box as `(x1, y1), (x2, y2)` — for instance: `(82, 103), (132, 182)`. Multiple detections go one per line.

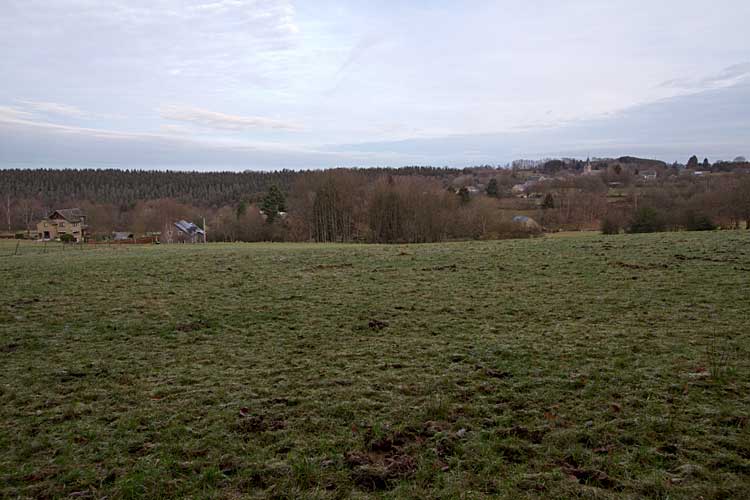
(49, 208), (85, 223)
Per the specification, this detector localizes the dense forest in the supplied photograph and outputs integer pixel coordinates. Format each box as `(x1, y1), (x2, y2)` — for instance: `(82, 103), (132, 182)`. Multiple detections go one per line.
(0, 167), (461, 208)
(2, 156), (749, 243)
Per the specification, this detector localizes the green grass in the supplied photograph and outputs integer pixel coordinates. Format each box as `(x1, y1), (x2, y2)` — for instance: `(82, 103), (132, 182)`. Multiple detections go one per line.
(1, 232), (749, 498)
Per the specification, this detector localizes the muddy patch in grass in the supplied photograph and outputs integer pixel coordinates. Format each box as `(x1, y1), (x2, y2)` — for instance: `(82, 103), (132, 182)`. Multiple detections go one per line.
(346, 422), (462, 491)
(175, 319), (211, 333)
(8, 297), (41, 308)
(610, 260), (669, 270)
(420, 264), (457, 272)
(309, 263), (354, 271)
(345, 450), (417, 491)
(233, 407), (287, 435)
(1, 342), (20, 353)
(476, 364), (513, 379)
(368, 319), (388, 331)
(674, 253), (738, 264)
(559, 459), (620, 490)
(562, 466), (618, 489)
(496, 425), (549, 444)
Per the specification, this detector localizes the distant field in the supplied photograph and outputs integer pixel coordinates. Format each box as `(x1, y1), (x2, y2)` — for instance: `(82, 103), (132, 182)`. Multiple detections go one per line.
(1, 232), (749, 498)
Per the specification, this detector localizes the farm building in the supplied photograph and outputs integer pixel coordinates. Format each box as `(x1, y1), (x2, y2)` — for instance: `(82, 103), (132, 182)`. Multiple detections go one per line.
(112, 231), (134, 241)
(512, 215), (541, 231)
(511, 175), (547, 197)
(169, 220), (206, 243)
(37, 208), (87, 242)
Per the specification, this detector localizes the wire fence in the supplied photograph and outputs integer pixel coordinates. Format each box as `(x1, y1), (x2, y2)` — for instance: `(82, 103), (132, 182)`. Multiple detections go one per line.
(0, 239), (158, 257)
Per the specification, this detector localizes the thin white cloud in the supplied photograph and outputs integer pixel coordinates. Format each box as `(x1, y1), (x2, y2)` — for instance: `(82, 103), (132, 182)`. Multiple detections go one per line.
(160, 105), (302, 131)
(187, 0), (299, 35)
(19, 100), (87, 118)
(0, 112), (397, 169)
(702, 62), (750, 87)
(0, 105), (33, 121)
(0, 115), (146, 140)
(159, 124), (194, 135)
(0, 111), (290, 146)
(659, 61), (750, 91)
(336, 33), (386, 76)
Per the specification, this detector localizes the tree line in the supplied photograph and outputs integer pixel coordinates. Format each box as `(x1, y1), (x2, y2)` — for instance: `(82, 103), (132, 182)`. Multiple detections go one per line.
(0, 166), (461, 209)
(2, 159), (749, 242)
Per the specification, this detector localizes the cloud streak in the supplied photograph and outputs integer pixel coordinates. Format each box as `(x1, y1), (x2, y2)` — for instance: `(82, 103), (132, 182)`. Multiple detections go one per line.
(0, 106), (33, 121)
(659, 61), (750, 91)
(19, 100), (87, 118)
(0, 112), (372, 169)
(336, 33), (386, 77)
(159, 105), (302, 131)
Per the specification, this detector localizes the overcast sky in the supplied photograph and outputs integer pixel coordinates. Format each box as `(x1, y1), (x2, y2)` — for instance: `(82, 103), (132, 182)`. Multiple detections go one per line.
(1, 0), (748, 170)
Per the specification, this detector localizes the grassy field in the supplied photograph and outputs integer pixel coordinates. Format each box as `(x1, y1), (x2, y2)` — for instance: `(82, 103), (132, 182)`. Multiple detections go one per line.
(1, 232), (749, 498)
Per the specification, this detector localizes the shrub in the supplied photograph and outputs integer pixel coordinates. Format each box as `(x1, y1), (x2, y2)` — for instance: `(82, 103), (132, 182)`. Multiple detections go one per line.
(541, 193), (555, 209)
(600, 217), (621, 235)
(628, 207), (665, 233)
(59, 234), (76, 243)
(14, 233), (25, 240)
(684, 211), (716, 231)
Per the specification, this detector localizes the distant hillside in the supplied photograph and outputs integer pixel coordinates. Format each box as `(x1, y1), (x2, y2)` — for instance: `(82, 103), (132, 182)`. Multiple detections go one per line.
(616, 156), (668, 169)
(0, 156), (691, 209)
(0, 166), (460, 208)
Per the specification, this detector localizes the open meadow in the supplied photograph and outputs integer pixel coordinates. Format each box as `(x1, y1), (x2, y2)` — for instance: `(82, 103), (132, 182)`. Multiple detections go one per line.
(1, 232), (749, 498)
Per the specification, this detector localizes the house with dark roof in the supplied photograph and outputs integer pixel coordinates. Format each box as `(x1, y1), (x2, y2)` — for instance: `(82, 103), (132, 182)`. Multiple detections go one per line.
(37, 208), (87, 242)
(172, 220), (206, 243)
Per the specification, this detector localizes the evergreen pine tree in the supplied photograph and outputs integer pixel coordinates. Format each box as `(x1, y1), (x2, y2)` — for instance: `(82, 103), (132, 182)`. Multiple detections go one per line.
(687, 155), (699, 169)
(261, 185), (286, 223)
(236, 200), (247, 220)
(486, 178), (499, 197)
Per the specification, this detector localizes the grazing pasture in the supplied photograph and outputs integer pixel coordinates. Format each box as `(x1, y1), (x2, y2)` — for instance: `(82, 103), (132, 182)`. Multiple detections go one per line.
(1, 232), (749, 498)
